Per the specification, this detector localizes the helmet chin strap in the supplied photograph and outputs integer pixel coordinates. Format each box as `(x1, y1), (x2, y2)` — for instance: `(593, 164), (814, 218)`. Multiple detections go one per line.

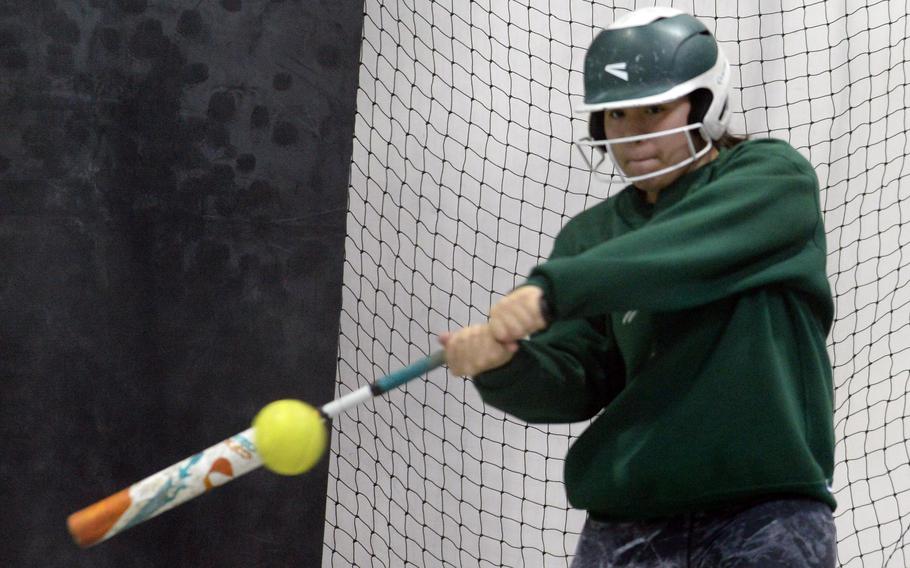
(576, 123), (713, 184)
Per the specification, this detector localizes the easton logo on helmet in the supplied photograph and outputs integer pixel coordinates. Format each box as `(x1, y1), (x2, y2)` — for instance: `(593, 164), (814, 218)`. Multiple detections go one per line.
(604, 62), (629, 81)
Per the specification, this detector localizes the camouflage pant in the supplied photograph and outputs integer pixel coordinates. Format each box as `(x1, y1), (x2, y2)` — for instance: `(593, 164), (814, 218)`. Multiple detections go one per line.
(572, 498), (836, 568)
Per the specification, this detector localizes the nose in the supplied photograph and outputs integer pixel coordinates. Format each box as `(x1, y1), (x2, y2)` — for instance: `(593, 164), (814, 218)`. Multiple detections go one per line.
(614, 119), (650, 142)
(616, 126), (648, 145)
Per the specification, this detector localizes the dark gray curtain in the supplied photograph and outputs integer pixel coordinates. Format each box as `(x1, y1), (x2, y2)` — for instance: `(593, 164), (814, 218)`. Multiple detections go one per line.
(0, 1), (361, 565)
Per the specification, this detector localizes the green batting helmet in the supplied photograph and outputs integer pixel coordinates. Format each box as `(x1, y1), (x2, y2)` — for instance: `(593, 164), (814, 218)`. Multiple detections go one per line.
(577, 7), (732, 143)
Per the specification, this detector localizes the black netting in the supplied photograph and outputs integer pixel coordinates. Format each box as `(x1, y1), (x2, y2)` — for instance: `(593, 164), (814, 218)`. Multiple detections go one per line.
(326, 2), (910, 566)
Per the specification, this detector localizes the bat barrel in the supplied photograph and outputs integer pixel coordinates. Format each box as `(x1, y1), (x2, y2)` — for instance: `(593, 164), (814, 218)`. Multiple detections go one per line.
(67, 428), (261, 547)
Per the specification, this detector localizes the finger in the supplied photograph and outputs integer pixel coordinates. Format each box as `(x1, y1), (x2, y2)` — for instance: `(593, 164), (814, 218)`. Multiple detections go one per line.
(514, 286), (546, 330)
(477, 326), (514, 358)
(512, 307), (539, 335)
(501, 312), (532, 341)
(470, 344), (504, 375)
(438, 331), (451, 347)
(515, 292), (545, 331)
(443, 333), (465, 375)
(457, 328), (490, 376)
(490, 301), (522, 340)
(488, 316), (511, 343)
(532, 297), (549, 330)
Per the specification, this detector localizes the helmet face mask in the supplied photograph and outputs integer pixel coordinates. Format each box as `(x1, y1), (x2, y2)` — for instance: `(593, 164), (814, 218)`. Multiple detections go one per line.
(576, 122), (714, 184)
(575, 8), (732, 184)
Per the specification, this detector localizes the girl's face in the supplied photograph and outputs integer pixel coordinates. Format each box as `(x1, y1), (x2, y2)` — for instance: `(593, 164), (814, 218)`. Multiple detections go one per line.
(602, 97), (713, 196)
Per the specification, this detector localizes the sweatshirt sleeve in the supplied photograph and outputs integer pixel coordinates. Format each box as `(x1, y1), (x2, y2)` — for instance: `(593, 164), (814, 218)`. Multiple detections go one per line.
(472, 227), (624, 423)
(472, 316), (622, 423)
(526, 140), (825, 319)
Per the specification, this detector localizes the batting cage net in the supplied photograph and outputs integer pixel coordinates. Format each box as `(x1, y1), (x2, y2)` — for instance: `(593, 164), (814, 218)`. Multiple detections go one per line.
(325, 1), (910, 566)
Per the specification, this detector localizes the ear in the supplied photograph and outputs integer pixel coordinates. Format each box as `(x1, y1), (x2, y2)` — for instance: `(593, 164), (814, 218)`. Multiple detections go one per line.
(688, 89), (712, 126)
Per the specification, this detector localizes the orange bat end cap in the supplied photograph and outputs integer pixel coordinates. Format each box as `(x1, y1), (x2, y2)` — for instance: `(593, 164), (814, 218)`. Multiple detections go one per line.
(67, 489), (132, 548)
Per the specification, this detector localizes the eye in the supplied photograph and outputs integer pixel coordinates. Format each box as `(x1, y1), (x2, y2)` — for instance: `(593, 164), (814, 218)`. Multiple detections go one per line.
(644, 105), (664, 115)
(608, 110), (625, 119)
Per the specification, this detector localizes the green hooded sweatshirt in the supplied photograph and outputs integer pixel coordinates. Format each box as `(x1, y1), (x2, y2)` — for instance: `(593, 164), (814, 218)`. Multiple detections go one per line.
(473, 138), (836, 520)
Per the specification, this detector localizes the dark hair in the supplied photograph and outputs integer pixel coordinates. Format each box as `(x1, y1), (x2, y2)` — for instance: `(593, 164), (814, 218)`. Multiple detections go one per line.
(689, 88), (747, 149)
(714, 131), (748, 149)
